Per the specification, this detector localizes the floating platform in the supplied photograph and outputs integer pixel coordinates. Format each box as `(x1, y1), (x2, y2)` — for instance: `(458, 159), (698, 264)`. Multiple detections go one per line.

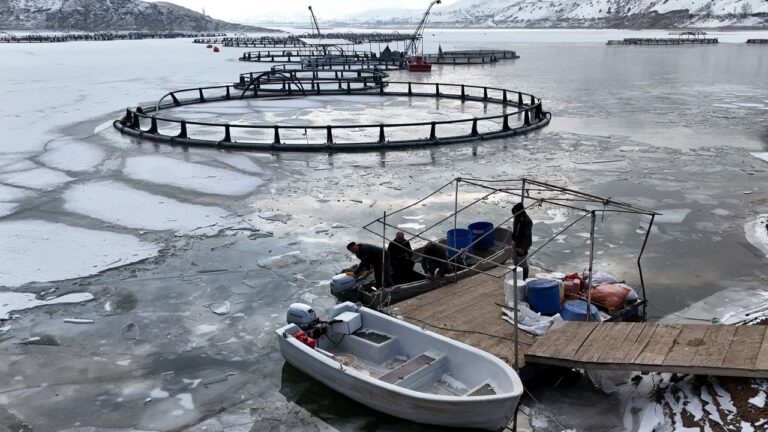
(607, 38), (719, 46)
(526, 322), (768, 378)
(747, 39), (768, 44)
(424, 50), (519, 65)
(393, 266), (537, 369)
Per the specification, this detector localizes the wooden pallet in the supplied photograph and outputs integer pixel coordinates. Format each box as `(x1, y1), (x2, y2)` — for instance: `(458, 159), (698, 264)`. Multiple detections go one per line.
(525, 322), (768, 378)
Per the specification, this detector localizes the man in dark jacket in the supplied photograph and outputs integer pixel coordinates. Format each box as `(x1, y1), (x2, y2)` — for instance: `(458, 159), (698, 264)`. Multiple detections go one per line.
(512, 202), (533, 279)
(347, 241), (393, 288)
(388, 231), (415, 284)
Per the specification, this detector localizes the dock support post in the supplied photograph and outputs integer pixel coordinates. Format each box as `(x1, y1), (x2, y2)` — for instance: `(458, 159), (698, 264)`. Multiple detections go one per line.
(637, 214), (655, 320)
(170, 93), (180, 106)
(453, 179), (459, 283)
(586, 211), (597, 321)
(225, 86), (231, 100)
(408, 83), (412, 96)
(460, 85), (466, 100)
(518, 92), (523, 107)
(436, 83), (440, 95)
(502, 91), (507, 104)
(430, 122), (437, 141)
(273, 126), (280, 145)
(198, 88), (205, 103)
(378, 125), (386, 144)
(502, 115), (510, 131)
(326, 126), (333, 145)
(524, 110), (531, 126)
(483, 87), (488, 100)
(471, 119), (479, 136)
(222, 124), (232, 143)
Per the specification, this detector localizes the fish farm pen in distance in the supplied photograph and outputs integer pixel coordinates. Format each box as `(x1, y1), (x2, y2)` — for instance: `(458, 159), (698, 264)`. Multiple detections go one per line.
(0, 31), (227, 43)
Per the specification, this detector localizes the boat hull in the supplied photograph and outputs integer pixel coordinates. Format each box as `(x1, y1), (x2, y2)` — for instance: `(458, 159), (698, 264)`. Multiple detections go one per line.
(278, 336), (517, 430)
(276, 303), (522, 431)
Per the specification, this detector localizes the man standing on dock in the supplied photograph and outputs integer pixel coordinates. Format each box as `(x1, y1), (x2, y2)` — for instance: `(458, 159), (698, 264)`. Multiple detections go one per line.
(512, 203), (533, 279)
(347, 242), (393, 289)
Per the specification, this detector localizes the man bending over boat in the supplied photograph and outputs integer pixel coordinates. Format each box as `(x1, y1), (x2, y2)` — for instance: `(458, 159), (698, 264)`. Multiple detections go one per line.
(421, 242), (452, 281)
(347, 242), (393, 288)
(388, 231), (419, 284)
(512, 203), (533, 279)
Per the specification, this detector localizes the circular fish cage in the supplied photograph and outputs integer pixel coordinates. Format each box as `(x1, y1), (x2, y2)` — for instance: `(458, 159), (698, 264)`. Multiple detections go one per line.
(113, 68), (551, 152)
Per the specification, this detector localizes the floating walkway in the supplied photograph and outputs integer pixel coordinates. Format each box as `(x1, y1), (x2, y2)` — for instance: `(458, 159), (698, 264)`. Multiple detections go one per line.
(424, 50), (519, 65)
(607, 38), (718, 46)
(394, 266), (537, 369)
(526, 322), (768, 378)
(747, 39), (768, 44)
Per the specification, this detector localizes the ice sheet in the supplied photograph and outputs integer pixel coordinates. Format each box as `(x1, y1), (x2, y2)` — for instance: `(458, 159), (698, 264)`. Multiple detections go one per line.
(0, 203), (18, 218)
(0, 184), (34, 202)
(751, 152), (768, 164)
(63, 181), (240, 236)
(39, 139), (106, 172)
(123, 156), (263, 196)
(0, 292), (93, 320)
(0, 220), (159, 287)
(0, 167), (73, 191)
(745, 215), (768, 257)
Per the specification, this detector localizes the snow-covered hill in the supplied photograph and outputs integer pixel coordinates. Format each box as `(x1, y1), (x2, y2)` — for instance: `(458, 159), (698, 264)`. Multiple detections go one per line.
(344, 0), (768, 28)
(0, 0), (275, 31)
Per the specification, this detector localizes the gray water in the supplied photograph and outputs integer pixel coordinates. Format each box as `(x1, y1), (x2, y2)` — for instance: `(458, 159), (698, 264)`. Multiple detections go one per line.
(0, 30), (767, 431)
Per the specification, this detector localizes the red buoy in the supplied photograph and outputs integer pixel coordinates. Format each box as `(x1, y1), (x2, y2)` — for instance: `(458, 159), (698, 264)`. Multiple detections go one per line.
(213, 46), (220, 53)
(206, 44), (212, 48)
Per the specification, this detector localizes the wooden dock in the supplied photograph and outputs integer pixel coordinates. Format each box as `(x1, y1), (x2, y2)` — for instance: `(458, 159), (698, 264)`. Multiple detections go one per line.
(526, 322), (768, 378)
(393, 266), (536, 368)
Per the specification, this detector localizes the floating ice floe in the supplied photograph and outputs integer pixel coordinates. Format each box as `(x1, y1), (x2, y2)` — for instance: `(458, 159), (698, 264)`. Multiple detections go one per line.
(397, 222), (426, 230)
(0, 203), (18, 218)
(655, 209), (691, 224)
(0, 292), (93, 320)
(123, 155), (263, 196)
(207, 152), (263, 174)
(39, 139), (106, 172)
(64, 181), (240, 236)
(257, 251), (303, 268)
(751, 152), (768, 164)
(209, 301), (231, 316)
(0, 184), (34, 202)
(0, 167), (73, 191)
(745, 214), (768, 257)
(0, 220), (160, 287)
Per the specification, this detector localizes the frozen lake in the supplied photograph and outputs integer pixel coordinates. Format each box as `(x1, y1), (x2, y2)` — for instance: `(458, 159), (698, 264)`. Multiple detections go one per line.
(0, 29), (767, 431)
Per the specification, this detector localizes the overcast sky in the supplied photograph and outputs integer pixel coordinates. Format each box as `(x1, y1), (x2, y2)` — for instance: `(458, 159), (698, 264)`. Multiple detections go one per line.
(149, 0), (459, 21)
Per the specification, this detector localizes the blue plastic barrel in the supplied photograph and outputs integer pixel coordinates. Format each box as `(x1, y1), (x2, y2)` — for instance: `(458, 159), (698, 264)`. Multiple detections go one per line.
(561, 300), (601, 322)
(446, 228), (473, 257)
(526, 279), (561, 315)
(468, 222), (495, 249)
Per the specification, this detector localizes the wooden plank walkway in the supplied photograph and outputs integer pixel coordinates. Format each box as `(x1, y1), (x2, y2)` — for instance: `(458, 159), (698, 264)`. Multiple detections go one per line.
(392, 266), (536, 368)
(526, 322), (768, 378)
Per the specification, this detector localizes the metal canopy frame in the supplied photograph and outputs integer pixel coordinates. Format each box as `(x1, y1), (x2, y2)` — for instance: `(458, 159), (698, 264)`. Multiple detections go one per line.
(362, 177), (659, 370)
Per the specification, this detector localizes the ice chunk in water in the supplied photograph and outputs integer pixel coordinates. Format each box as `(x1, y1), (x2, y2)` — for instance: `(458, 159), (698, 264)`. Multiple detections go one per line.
(656, 209), (691, 224)
(39, 139), (105, 172)
(745, 215), (768, 257)
(0, 292), (94, 320)
(123, 155), (262, 196)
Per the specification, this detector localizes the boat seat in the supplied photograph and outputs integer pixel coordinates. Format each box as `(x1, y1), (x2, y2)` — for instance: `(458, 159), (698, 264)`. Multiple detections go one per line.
(379, 353), (441, 385)
(466, 382), (496, 397)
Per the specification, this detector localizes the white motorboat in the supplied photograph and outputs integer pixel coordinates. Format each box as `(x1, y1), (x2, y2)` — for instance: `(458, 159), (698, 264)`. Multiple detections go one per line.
(276, 302), (523, 431)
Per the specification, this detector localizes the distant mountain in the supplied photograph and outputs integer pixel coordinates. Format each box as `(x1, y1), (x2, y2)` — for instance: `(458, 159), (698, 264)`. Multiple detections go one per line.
(342, 0), (768, 29)
(0, 0), (279, 32)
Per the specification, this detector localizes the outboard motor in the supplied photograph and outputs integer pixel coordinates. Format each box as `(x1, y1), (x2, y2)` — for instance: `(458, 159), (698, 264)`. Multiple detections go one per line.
(286, 303), (319, 331)
(330, 273), (360, 303)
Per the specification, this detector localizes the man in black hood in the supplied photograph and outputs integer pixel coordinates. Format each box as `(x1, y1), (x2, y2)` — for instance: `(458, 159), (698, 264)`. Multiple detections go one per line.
(347, 241), (393, 288)
(512, 202), (533, 279)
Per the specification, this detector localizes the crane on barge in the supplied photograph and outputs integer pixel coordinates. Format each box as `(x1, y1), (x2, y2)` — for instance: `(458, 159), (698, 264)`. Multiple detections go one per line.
(405, 0), (441, 72)
(308, 6), (322, 37)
